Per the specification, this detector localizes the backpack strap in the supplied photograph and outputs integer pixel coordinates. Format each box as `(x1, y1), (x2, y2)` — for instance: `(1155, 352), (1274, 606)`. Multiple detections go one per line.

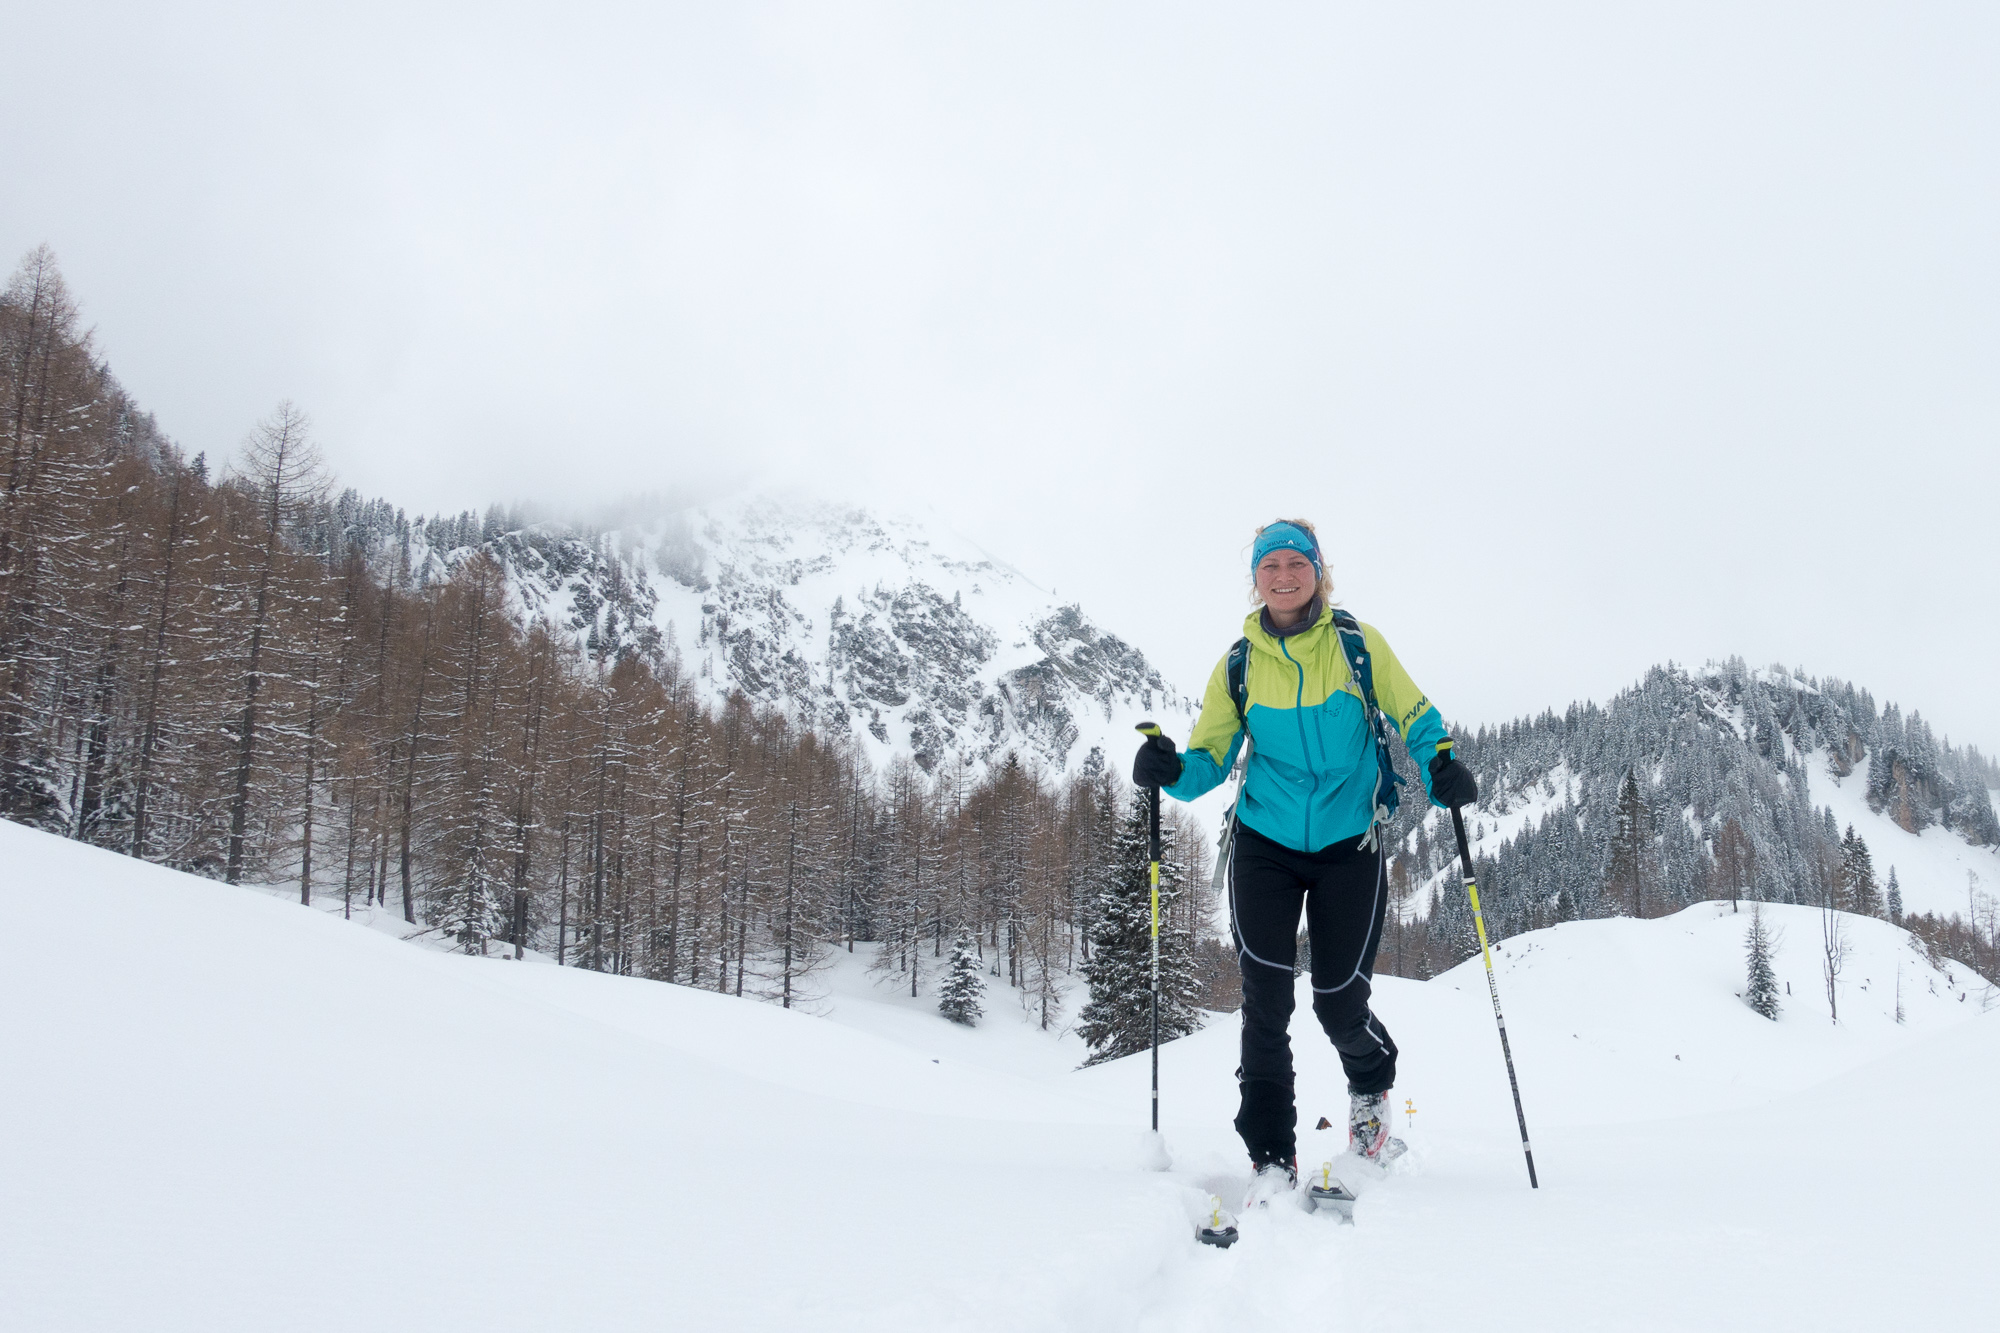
(1329, 608), (1406, 837)
(1225, 637), (1251, 725)
(1212, 637), (1254, 893)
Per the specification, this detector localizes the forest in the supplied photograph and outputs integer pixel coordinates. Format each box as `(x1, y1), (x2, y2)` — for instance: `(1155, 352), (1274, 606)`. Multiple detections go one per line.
(0, 248), (1220, 1030)
(6, 244), (1997, 1022)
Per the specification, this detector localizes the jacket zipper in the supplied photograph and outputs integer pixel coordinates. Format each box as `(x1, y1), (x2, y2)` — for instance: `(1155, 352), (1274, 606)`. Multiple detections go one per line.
(1279, 636), (1318, 850)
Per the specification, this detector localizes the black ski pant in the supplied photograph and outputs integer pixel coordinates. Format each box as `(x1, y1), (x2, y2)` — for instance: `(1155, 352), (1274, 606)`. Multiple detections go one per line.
(1229, 822), (1397, 1167)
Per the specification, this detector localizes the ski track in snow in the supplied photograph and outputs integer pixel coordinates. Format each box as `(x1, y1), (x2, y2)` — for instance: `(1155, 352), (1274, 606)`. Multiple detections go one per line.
(3, 820), (1994, 1332)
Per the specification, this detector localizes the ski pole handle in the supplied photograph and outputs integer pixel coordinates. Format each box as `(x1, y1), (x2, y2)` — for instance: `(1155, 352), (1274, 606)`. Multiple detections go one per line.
(1135, 722), (1165, 866)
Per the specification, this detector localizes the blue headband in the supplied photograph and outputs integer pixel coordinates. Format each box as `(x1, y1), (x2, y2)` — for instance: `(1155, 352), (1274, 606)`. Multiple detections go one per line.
(1251, 521), (1322, 574)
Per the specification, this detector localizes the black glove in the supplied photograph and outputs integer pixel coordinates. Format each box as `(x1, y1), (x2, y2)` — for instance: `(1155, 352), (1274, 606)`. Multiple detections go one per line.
(1429, 751), (1478, 809)
(1132, 732), (1184, 788)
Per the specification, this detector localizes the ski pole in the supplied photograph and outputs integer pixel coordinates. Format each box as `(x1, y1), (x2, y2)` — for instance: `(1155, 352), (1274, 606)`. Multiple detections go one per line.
(1136, 722), (1164, 1133)
(1449, 803), (1540, 1188)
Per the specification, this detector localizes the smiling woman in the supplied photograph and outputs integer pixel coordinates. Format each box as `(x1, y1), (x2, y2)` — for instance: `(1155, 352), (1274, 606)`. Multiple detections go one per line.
(1131, 516), (1481, 1196)
(1247, 517), (1336, 624)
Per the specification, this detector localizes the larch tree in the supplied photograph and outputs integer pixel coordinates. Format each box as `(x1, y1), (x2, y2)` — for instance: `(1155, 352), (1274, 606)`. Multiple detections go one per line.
(223, 402), (325, 884)
(1820, 872), (1848, 1024)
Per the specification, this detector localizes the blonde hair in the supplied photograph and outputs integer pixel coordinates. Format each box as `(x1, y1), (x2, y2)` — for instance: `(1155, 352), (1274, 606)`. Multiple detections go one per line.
(1248, 517), (1337, 607)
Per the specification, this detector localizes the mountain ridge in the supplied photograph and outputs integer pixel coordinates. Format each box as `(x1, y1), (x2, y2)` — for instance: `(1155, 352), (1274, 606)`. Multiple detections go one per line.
(394, 496), (1195, 778)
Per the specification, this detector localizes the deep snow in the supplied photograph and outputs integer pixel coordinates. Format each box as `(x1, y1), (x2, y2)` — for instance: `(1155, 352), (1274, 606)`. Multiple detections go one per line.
(3, 820), (1994, 1332)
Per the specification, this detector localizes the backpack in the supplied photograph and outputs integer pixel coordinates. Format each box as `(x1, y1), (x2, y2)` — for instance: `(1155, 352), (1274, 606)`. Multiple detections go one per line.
(1224, 608), (1407, 828)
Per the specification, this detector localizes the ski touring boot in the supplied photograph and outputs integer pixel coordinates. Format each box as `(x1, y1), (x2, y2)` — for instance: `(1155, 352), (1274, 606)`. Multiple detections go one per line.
(1305, 1160), (1357, 1222)
(1241, 1157), (1298, 1211)
(1195, 1194), (1240, 1248)
(1347, 1090), (1407, 1164)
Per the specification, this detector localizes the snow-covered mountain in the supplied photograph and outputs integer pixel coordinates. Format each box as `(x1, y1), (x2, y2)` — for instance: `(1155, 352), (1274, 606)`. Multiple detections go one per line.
(1402, 659), (2000, 936)
(413, 498), (1192, 777)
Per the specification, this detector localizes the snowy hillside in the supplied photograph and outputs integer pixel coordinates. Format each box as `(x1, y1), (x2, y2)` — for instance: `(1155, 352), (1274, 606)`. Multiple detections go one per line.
(1400, 660), (2000, 952)
(416, 497), (1192, 776)
(1807, 749), (1999, 918)
(6, 819), (1995, 1332)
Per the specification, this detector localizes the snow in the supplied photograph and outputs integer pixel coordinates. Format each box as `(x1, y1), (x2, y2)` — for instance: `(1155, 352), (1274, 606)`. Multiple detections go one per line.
(1804, 750), (2000, 920)
(4, 820), (1994, 1331)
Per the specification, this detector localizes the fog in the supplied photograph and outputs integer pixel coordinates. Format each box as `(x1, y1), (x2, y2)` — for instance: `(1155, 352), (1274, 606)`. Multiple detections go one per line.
(6, 2), (1997, 748)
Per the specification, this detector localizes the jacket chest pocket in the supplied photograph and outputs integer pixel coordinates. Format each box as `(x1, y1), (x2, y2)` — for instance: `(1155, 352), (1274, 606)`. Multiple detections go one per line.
(1244, 707), (1308, 784)
(1306, 694), (1369, 779)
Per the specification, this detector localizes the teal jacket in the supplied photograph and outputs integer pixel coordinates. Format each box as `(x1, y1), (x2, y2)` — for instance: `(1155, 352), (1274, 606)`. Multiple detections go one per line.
(1164, 605), (1454, 852)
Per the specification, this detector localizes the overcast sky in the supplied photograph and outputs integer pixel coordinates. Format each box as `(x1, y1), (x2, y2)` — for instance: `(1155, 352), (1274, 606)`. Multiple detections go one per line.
(6, 2), (1997, 754)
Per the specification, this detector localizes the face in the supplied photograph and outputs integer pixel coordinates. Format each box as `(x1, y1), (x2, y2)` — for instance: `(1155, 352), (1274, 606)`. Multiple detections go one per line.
(1255, 548), (1319, 617)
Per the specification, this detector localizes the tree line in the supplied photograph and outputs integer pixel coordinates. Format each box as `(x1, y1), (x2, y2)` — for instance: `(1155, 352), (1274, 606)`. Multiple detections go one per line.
(0, 247), (1224, 1035)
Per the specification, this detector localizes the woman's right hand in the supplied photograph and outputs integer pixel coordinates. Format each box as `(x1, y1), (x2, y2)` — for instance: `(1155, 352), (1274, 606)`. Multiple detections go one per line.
(1132, 732), (1184, 788)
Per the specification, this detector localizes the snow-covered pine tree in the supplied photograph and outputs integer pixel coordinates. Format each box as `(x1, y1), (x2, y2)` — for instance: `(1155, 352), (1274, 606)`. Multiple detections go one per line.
(1886, 867), (1903, 925)
(1744, 904), (1781, 1019)
(1076, 789), (1201, 1066)
(1835, 825), (1881, 916)
(937, 930), (985, 1026)
(1605, 770), (1647, 916)
(1847, 827), (1880, 916)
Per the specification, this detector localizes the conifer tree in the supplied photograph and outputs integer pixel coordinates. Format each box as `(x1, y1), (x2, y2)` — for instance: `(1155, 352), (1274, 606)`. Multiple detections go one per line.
(1076, 789), (1201, 1065)
(1606, 770), (1647, 916)
(1744, 904), (1781, 1019)
(223, 401), (326, 884)
(937, 930), (985, 1026)
(1840, 826), (1880, 917)
(1886, 867), (1903, 925)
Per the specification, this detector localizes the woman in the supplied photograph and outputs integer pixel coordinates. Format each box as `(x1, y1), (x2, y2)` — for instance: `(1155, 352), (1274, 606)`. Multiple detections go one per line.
(1132, 518), (1477, 1189)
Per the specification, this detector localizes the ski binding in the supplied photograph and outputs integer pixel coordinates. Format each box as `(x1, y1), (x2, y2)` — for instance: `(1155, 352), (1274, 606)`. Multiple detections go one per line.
(1305, 1162), (1356, 1221)
(1196, 1194), (1240, 1248)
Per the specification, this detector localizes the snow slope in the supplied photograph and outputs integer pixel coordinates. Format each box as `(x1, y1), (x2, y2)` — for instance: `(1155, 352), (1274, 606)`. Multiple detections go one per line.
(4, 821), (1994, 1332)
(1807, 750), (2000, 919)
